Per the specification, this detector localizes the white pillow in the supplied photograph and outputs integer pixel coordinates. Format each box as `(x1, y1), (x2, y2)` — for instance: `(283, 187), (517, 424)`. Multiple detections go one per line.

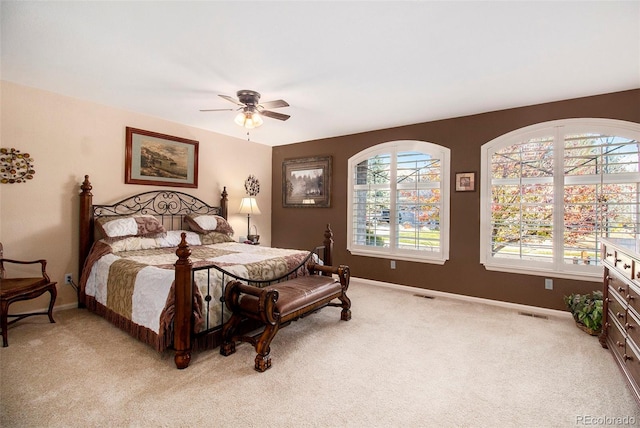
(100, 217), (138, 238)
(193, 215), (218, 231)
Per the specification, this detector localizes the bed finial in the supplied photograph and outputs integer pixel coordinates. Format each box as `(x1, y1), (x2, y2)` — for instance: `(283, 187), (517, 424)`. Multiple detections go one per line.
(323, 224), (334, 271)
(176, 233), (192, 262)
(81, 175), (92, 195)
(220, 186), (228, 219)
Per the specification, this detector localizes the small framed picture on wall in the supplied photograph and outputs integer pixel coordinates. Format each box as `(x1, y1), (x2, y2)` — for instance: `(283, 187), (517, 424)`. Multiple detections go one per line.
(455, 172), (476, 192)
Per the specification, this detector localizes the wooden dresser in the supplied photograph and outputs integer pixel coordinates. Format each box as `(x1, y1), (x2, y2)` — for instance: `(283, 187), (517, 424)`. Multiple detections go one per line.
(601, 238), (640, 405)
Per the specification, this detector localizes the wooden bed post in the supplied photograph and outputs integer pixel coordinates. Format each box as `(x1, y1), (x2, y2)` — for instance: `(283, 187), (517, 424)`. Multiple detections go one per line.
(78, 175), (93, 308)
(323, 223), (334, 274)
(174, 233), (193, 369)
(220, 186), (228, 219)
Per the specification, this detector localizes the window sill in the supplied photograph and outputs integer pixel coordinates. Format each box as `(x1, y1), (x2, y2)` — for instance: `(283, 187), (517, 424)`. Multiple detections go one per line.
(482, 263), (601, 282)
(348, 248), (447, 265)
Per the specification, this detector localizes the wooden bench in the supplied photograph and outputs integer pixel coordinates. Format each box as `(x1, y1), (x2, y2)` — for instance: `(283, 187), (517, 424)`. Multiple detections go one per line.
(220, 263), (351, 372)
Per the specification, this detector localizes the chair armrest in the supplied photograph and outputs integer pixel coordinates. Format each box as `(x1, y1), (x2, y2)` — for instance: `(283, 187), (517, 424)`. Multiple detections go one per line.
(0, 258), (50, 282)
(224, 280), (280, 325)
(308, 263), (350, 287)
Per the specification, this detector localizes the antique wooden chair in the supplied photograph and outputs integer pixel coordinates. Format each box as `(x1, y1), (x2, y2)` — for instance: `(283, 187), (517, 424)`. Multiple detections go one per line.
(0, 243), (57, 347)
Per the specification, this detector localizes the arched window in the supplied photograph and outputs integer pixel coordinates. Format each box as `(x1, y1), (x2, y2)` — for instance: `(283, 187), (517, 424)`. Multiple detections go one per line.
(347, 140), (450, 264)
(480, 119), (640, 280)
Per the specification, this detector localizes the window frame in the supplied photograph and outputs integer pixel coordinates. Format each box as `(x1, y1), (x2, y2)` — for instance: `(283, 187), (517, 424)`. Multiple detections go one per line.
(347, 140), (451, 264)
(480, 118), (640, 281)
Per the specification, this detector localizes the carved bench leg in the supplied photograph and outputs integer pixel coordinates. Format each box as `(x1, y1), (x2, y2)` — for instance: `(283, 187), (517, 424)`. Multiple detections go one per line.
(220, 313), (241, 356)
(255, 354), (272, 372)
(220, 341), (236, 356)
(254, 323), (279, 372)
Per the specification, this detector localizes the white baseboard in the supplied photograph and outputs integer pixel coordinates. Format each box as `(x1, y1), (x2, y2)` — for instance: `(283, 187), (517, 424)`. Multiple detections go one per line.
(53, 302), (78, 312)
(35, 279), (572, 320)
(352, 276), (572, 319)
(13, 302), (78, 315)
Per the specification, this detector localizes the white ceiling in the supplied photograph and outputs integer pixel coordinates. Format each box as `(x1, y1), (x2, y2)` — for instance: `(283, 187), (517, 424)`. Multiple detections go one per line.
(2, 1), (639, 147)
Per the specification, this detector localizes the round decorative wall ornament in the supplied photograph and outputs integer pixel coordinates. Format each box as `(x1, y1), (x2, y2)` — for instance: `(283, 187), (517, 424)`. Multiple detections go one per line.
(245, 174), (260, 196)
(1, 148), (36, 184)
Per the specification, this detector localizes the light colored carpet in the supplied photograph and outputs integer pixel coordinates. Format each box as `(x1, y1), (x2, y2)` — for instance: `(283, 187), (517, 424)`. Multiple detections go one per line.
(1, 280), (638, 428)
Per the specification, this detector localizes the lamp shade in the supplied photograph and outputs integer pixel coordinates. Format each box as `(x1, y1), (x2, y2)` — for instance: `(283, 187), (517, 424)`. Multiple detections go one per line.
(238, 197), (261, 215)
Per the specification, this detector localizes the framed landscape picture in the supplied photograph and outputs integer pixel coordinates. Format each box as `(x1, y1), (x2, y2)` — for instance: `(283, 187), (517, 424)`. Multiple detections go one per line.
(125, 127), (199, 188)
(282, 155), (332, 207)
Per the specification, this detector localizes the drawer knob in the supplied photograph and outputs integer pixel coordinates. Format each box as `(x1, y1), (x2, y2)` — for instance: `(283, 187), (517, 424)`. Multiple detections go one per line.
(629, 295), (635, 301)
(617, 341), (625, 348)
(619, 286), (626, 292)
(624, 354), (633, 362)
(617, 258), (622, 263)
(617, 312), (625, 319)
(627, 323), (634, 330)
(625, 263), (632, 269)
(607, 252), (613, 257)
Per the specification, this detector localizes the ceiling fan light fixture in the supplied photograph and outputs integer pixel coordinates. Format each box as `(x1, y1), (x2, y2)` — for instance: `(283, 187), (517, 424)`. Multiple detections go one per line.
(234, 110), (264, 129)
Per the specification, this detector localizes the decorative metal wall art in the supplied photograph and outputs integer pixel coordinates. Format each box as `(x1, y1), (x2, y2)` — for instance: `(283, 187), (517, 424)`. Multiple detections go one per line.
(0, 148), (35, 184)
(244, 175), (260, 196)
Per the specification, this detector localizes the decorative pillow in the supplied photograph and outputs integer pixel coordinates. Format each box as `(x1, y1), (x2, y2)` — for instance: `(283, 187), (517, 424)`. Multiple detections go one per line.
(185, 214), (234, 236)
(96, 215), (166, 240)
(200, 231), (236, 245)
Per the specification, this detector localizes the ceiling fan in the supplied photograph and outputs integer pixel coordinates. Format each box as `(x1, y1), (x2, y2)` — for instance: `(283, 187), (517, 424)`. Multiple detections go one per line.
(200, 90), (290, 129)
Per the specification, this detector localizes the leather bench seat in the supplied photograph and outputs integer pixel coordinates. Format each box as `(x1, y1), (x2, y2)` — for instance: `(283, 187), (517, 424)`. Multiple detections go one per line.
(238, 276), (341, 319)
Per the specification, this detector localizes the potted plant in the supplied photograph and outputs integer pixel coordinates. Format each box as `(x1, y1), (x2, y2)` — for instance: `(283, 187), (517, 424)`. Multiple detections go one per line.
(563, 291), (603, 335)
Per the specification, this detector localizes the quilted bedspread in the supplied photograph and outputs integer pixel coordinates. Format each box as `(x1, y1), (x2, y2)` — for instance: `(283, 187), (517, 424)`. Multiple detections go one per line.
(82, 231), (314, 349)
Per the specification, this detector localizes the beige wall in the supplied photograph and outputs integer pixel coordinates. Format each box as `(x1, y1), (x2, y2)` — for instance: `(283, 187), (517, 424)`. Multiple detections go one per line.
(0, 81), (272, 312)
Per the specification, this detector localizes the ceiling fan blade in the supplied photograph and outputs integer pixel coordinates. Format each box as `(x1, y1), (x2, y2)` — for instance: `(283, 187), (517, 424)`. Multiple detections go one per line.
(199, 108), (235, 112)
(260, 99), (289, 109)
(219, 94), (245, 106)
(261, 110), (290, 121)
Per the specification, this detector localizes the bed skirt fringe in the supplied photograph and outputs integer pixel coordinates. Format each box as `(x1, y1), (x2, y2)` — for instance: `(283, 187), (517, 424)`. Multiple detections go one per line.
(85, 296), (172, 352)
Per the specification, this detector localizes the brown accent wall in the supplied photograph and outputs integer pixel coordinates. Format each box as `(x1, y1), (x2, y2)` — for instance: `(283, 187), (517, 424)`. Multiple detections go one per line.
(272, 89), (640, 310)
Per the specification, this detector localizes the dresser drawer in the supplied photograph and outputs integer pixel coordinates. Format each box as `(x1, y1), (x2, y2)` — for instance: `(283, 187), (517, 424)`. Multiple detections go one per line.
(608, 274), (629, 298)
(624, 341), (640, 390)
(628, 283), (640, 316)
(615, 252), (635, 279)
(603, 244), (617, 265)
(626, 309), (640, 347)
(606, 317), (627, 360)
(607, 289), (628, 324)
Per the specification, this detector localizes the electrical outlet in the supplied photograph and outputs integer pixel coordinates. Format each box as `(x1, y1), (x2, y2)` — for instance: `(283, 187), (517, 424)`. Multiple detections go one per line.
(65, 273), (73, 285)
(390, 260), (396, 269)
(544, 278), (553, 290)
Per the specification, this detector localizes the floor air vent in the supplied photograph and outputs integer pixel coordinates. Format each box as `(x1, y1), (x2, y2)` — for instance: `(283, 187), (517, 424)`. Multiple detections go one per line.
(518, 311), (548, 319)
(414, 294), (435, 299)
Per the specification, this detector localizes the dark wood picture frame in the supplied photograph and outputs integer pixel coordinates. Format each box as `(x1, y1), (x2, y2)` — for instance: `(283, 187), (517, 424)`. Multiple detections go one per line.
(455, 172), (476, 192)
(125, 127), (199, 188)
(282, 156), (332, 207)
